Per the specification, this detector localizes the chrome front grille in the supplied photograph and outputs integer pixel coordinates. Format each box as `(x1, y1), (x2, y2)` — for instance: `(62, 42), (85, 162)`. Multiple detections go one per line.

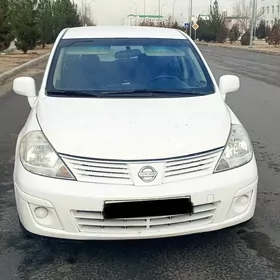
(72, 202), (218, 234)
(163, 150), (222, 183)
(61, 155), (132, 185)
(61, 148), (222, 185)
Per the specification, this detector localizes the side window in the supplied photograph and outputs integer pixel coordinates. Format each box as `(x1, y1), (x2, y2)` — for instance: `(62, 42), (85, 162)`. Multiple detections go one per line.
(53, 48), (66, 87)
(186, 49), (207, 84)
(177, 56), (189, 81)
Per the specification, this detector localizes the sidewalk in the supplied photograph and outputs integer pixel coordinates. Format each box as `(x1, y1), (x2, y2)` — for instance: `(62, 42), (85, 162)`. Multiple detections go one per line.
(196, 40), (280, 55)
(0, 44), (52, 74)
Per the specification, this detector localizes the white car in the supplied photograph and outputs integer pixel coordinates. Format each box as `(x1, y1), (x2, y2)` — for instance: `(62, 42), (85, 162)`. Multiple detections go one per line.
(13, 26), (258, 240)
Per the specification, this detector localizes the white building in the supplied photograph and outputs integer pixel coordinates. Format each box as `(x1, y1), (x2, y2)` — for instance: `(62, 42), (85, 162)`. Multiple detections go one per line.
(260, 0), (280, 26)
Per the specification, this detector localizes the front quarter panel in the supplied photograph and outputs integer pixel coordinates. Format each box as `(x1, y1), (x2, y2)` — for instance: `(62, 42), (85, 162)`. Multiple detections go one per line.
(227, 105), (242, 125)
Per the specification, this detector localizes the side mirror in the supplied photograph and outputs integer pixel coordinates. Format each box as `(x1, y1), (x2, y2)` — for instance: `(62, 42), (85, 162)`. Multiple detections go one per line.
(13, 77), (37, 107)
(13, 77), (37, 97)
(219, 75), (240, 97)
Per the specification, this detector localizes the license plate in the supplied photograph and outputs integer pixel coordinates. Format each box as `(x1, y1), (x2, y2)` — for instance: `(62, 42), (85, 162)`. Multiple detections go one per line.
(103, 197), (193, 219)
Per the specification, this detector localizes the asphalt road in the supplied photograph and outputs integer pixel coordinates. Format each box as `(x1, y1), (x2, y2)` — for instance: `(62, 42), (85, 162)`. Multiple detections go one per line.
(1, 46), (280, 280)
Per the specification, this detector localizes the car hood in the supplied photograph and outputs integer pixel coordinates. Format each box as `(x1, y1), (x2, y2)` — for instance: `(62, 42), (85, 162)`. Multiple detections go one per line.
(36, 95), (231, 160)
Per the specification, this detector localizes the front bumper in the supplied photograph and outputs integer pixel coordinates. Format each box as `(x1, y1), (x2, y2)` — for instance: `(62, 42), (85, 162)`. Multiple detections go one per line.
(14, 157), (258, 240)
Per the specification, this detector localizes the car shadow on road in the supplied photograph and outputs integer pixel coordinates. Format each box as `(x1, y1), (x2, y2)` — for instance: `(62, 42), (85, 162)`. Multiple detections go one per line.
(3, 222), (259, 280)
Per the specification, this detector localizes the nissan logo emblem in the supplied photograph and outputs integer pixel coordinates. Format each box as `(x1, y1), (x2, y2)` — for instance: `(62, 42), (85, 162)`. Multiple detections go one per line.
(138, 166), (158, 183)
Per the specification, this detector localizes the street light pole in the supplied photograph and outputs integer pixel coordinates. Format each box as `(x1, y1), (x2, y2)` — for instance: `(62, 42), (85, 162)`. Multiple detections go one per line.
(130, 1), (137, 14)
(249, 0), (256, 47)
(143, 0), (146, 22)
(81, 0), (84, 25)
(172, 0), (177, 22)
(130, 1), (137, 25)
(254, 0), (258, 38)
(189, 0), (193, 37)
(161, 3), (166, 16)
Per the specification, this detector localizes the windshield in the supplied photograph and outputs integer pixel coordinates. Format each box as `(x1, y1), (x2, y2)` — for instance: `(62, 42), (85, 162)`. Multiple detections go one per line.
(46, 38), (215, 97)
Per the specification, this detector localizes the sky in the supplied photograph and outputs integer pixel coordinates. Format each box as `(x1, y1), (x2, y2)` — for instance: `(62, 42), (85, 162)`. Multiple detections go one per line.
(74, 0), (235, 26)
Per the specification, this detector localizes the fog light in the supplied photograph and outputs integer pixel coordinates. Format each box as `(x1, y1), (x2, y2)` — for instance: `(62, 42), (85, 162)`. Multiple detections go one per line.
(34, 207), (49, 219)
(234, 195), (249, 214)
(236, 195), (249, 206)
(29, 204), (63, 230)
(227, 192), (252, 219)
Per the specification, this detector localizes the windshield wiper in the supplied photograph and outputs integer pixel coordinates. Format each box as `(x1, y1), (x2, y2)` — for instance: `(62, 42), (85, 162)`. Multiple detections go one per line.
(46, 89), (207, 98)
(98, 89), (206, 97)
(47, 90), (101, 98)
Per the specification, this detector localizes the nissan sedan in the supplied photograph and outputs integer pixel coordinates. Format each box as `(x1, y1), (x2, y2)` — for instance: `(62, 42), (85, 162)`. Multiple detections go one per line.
(13, 26), (258, 240)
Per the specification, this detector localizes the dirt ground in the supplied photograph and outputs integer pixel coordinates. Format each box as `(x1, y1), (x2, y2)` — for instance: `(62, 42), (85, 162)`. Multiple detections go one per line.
(0, 44), (53, 74)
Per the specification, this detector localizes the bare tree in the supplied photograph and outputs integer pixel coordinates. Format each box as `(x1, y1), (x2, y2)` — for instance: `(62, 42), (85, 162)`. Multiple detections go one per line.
(81, 2), (96, 26)
(232, 0), (264, 32)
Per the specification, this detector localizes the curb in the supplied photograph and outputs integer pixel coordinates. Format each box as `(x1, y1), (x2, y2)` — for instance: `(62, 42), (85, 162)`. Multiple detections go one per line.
(0, 52), (50, 85)
(196, 42), (280, 56)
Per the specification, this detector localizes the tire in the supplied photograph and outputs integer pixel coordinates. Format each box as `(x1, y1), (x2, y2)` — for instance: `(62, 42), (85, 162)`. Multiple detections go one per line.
(18, 219), (33, 239)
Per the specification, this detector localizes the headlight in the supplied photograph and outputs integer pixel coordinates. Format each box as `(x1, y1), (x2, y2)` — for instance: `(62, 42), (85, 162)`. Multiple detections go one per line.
(19, 131), (75, 179)
(214, 124), (253, 173)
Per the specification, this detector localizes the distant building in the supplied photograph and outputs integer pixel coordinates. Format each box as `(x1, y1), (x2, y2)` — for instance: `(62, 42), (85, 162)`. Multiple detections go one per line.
(260, 0), (280, 26)
(197, 14), (209, 21)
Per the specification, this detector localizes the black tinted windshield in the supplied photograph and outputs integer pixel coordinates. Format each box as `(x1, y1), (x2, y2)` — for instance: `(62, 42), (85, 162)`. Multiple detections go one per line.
(46, 38), (215, 97)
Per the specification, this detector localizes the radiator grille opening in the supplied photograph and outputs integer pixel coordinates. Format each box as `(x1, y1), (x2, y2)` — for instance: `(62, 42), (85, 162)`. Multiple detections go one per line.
(72, 202), (219, 234)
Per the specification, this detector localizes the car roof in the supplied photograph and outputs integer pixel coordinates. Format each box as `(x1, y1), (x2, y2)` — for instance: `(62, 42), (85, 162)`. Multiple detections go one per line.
(62, 26), (187, 40)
